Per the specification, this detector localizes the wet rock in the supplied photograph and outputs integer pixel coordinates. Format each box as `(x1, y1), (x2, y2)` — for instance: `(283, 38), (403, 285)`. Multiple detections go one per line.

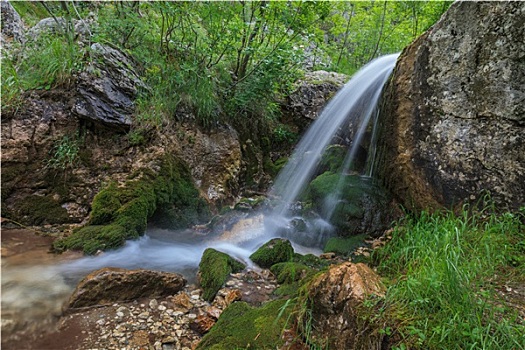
(307, 173), (393, 237)
(175, 124), (242, 207)
(67, 267), (186, 309)
(378, 1), (525, 211)
(307, 262), (386, 349)
(249, 238), (294, 269)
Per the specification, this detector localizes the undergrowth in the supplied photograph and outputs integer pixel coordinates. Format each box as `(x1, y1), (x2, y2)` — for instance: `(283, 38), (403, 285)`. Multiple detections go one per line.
(372, 207), (525, 349)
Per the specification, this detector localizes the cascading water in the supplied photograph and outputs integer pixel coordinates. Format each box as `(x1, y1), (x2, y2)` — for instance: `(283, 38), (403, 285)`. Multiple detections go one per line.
(2, 53), (399, 336)
(270, 53), (399, 216)
(266, 53), (399, 245)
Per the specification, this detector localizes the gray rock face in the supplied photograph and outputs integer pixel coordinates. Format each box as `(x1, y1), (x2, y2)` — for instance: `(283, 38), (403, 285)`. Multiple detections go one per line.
(1, 0), (24, 44)
(284, 70), (348, 133)
(74, 43), (146, 129)
(378, 2), (525, 211)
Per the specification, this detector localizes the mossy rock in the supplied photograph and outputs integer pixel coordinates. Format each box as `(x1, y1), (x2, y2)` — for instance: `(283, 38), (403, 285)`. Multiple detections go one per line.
(53, 155), (210, 254)
(16, 195), (71, 225)
(318, 144), (346, 173)
(249, 238), (294, 269)
(198, 248), (245, 302)
(234, 196), (267, 212)
(52, 224), (132, 255)
(307, 172), (390, 236)
(323, 234), (368, 257)
(270, 262), (311, 284)
(293, 253), (330, 269)
(196, 300), (290, 350)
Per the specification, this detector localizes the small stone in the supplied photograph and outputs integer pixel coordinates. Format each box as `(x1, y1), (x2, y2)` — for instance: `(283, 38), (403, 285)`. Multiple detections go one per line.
(190, 315), (216, 335)
(149, 299), (159, 309)
(158, 304), (167, 311)
(116, 311), (124, 318)
(320, 252), (336, 259)
(138, 311), (150, 319)
(205, 306), (222, 320)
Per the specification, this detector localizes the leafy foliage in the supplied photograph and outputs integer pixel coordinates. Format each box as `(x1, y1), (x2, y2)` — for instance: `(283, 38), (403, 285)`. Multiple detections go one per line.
(5, 1), (450, 132)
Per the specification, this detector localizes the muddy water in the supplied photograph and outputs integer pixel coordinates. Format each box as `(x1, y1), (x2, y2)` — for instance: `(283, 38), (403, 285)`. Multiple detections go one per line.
(1, 229), (83, 338)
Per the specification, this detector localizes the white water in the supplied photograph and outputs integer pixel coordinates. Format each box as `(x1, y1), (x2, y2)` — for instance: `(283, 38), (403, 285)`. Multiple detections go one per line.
(270, 53), (399, 216)
(2, 54), (398, 338)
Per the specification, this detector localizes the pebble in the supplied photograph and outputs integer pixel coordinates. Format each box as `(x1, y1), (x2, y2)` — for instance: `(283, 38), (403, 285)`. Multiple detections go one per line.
(76, 268), (279, 349)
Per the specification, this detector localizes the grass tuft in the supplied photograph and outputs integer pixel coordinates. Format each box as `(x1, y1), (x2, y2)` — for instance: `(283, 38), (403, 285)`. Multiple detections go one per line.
(372, 207), (525, 349)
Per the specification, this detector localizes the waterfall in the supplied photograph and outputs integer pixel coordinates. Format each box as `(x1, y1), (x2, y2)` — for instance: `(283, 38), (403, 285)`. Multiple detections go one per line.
(270, 53), (399, 216)
(264, 54), (399, 245)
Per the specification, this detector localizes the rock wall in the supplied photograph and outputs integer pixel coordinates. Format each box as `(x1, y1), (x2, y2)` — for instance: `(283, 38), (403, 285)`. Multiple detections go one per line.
(378, 2), (525, 211)
(1, 35), (242, 226)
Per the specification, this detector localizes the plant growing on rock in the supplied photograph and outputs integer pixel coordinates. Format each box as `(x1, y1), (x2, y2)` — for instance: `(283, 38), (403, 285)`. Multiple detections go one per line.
(46, 134), (82, 172)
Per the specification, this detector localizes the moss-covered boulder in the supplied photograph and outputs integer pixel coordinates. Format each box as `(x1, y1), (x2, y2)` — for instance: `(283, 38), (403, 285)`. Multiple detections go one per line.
(270, 262), (311, 284)
(323, 234), (368, 257)
(249, 238), (294, 269)
(196, 300), (291, 350)
(53, 155), (210, 254)
(198, 248), (245, 302)
(307, 172), (391, 237)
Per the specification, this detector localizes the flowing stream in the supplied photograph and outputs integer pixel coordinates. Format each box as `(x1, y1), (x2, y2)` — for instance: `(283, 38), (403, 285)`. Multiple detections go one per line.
(1, 53), (399, 337)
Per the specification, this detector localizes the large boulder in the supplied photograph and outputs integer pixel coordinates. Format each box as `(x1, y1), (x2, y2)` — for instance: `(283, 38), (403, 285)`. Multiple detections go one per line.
(378, 2), (525, 211)
(67, 267), (186, 309)
(306, 262), (386, 349)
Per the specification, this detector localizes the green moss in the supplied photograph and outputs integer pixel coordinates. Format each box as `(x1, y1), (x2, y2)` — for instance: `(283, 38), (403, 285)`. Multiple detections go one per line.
(196, 300), (290, 350)
(292, 253), (330, 269)
(318, 144), (346, 173)
(271, 262), (311, 284)
(89, 182), (122, 225)
(323, 234), (368, 257)
(52, 224), (131, 255)
(17, 195), (71, 225)
(249, 238), (294, 269)
(199, 248), (246, 302)
(307, 172), (388, 234)
(53, 155), (210, 254)
(273, 282), (300, 297)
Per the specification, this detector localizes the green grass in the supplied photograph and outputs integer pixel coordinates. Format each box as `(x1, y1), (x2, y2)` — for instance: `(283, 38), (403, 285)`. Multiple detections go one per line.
(372, 208), (525, 349)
